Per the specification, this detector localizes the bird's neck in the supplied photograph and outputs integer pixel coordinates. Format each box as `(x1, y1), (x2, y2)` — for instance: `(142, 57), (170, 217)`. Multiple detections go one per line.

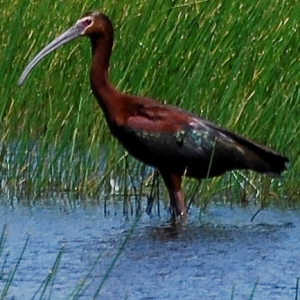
(89, 37), (122, 129)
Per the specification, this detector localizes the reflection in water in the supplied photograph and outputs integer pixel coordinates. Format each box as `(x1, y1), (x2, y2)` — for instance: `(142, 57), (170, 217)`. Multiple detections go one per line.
(0, 204), (299, 299)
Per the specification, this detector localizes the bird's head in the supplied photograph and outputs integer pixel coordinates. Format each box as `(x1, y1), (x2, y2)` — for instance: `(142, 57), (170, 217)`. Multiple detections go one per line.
(18, 11), (113, 86)
(75, 11), (113, 38)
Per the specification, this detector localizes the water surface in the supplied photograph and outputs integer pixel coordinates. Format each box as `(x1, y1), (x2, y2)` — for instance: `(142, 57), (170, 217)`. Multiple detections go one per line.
(0, 203), (299, 299)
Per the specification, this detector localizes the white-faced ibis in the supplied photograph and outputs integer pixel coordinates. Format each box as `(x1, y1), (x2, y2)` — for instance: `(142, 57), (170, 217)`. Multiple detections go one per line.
(19, 11), (289, 218)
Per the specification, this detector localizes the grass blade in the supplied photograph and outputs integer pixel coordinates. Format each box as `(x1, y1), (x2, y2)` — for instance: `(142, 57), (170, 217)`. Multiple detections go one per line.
(1, 234), (30, 300)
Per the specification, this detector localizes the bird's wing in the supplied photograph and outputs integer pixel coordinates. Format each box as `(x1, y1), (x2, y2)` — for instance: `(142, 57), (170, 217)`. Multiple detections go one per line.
(122, 104), (223, 165)
(122, 103), (287, 177)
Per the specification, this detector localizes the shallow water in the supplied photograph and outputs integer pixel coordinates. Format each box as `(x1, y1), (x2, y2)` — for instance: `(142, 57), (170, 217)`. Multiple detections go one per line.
(0, 203), (299, 299)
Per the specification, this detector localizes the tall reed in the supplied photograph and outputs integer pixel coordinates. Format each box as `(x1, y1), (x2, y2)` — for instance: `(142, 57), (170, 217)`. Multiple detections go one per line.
(0, 0), (298, 207)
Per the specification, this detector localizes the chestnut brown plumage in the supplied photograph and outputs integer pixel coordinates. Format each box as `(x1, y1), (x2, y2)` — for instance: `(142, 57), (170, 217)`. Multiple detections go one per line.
(19, 12), (289, 218)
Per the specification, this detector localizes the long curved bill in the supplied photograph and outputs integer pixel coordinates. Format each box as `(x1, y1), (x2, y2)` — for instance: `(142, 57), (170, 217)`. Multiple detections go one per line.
(18, 25), (82, 86)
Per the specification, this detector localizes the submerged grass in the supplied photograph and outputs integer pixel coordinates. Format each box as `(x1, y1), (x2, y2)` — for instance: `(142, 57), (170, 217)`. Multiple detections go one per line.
(0, 0), (300, 208)
(32, 246), (64, 300)
(0, 219), (140, 299)
(0, 227), (29, 300)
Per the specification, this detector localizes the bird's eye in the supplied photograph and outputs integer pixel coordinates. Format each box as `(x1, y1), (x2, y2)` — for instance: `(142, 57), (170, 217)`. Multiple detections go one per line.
(82, 18), (92, 27)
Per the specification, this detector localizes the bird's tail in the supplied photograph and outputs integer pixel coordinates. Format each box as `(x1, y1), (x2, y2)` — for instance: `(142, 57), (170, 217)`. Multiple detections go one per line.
(227, 131), (289, 177)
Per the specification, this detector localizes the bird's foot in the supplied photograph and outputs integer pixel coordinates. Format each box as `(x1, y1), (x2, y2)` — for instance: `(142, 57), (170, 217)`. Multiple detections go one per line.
(170, 207), (187, 221)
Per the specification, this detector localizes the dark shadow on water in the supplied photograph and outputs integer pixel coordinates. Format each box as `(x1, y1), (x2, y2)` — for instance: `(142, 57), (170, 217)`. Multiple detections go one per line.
(140, 207), (295, 243)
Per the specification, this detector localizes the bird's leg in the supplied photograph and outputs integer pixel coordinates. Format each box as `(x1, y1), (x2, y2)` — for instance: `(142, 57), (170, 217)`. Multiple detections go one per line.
(159, 171), (187, 218)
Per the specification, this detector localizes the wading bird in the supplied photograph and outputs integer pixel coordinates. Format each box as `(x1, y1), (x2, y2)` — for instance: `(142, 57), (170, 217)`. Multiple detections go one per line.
(19, 11), (289, 218)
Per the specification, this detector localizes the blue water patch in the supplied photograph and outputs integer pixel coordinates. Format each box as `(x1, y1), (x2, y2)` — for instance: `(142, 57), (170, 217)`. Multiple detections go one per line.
(0, 203), (299, 299)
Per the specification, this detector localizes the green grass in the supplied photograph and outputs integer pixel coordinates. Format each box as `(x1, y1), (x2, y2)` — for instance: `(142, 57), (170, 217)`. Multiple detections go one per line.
(0, 0), (300, 208)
